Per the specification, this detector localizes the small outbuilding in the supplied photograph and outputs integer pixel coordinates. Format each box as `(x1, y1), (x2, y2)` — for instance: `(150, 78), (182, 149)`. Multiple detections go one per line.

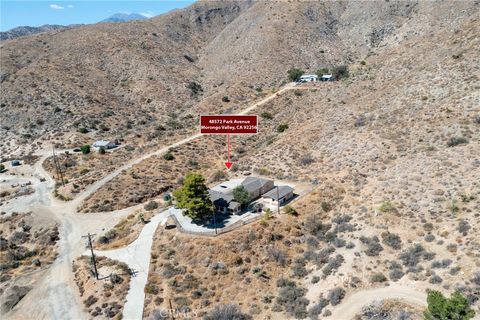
(93, 140), (117, 150)
(320, 74), (334, 81)
(11, 160), (21, 167)
(262, 185), (294, 206)
(299, 74), (318, 82)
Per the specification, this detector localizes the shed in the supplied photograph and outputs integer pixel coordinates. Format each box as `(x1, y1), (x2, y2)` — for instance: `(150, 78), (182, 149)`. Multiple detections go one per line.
(262, 185), (294, 205)
(320, 74), (333, 81)
(93, 140), (117, 149)
(299, 74), (318, 82)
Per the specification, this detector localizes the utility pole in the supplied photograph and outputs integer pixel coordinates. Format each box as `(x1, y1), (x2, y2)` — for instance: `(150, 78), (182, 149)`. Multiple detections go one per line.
(52, 147), (65, 186)
(276, 185), (280, 215)
(82, 233), (98, 280)
(169, 298), (175, 320)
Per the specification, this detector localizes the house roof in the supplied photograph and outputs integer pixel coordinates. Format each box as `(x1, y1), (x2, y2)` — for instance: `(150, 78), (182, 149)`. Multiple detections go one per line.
(241, 176), (273, 193)
(262, 185), (294, 201)
(209, 189), (234, 207)
(321, 74), (333, 78)
(300, 74), (318, 79)
(93, 140), (112, 147)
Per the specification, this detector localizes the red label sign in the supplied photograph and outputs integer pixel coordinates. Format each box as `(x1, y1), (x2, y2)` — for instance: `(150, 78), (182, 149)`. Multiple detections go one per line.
(200, 115), (258, 134)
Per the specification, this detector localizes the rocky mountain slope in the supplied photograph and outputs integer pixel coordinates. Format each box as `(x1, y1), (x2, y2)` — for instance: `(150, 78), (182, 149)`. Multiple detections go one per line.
(2, 1), (477, 159)
(0, 25), (77, 41)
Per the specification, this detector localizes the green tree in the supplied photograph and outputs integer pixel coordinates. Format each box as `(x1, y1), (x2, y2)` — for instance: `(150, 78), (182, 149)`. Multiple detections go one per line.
(233, 185), (251, 209)
(424, 290), (475, 320)
(173, 172), (214, 220)
(316, 68), (329, 77)
(0, 164), (5, 172)
(287, 68), (304, 82)
(80, 145), (90, 154)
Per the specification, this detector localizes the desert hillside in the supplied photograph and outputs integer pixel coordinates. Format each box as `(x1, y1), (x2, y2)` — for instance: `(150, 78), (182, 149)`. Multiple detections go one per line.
(1, 1), (479, 319)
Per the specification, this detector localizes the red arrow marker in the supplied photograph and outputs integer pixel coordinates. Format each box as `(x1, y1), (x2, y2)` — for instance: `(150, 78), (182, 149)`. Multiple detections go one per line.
(225, 134), (233, 169)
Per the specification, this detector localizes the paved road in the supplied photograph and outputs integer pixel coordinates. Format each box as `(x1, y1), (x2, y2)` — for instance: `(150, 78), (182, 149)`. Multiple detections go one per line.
(3, 82), (300, 320)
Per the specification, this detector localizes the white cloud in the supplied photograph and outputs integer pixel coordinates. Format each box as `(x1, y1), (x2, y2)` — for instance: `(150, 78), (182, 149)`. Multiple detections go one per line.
(67, 5), (74, 8)
(140, 11), (155, 18)
(50, 4), (64, 10)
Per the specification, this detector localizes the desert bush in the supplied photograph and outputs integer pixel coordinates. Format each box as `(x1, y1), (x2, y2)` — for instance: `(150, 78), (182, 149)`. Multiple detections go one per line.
(474, 114), (480, 124)
(300, 154), (314, 166)
(186, 81), (203, 95)
(370, 272), (387, 283)
(78, 127), (88, 134)
(260, 112), (273, 119)
(275, 278), (309, 318)
(303, 215), (331, 240)
(431, 259), (452, 269)
(447, 137), (468, 147)
(389, 266), (405, 281)
(424, 234), (435, 242)
(288, 68), (304, 82)
(322, 254), (344, 277)
(284, 205), (298, 216)
(163, 152), (174, 161)
(327, 287), (345, 306)
(381, 231), (402, 250)
(430, 274), (443, 284)
(222, 96), (230, 102)
(267, 247), (287, 266)
(354, 115), (367, 127)
(332, 65), (349, 79)
(277, 123), (289, 133)
(378, 201), (395, 212)
(360, 236), (383, 256)
(321, 201), (332, 212)
(449, 266), (461, 275)
(144, 200), (158, 211)
(458, 220), (471, 236)
(83, 295), (97, 307)
(204, 304), (252, 320)
(308, 298), (329, 319)
(333, 237), (346, 248)
(399, 244), (435, 268)
(471, 272), (480, 286)
(311, 276), (320, 284)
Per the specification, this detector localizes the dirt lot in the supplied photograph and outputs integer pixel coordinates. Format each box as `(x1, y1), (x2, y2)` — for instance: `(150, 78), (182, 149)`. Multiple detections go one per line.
(0, 211), (59, 314)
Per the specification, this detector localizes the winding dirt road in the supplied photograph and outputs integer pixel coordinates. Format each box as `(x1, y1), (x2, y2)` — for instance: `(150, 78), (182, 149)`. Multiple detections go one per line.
(3, 83), (301, 320)
(329, 284), (427, 319)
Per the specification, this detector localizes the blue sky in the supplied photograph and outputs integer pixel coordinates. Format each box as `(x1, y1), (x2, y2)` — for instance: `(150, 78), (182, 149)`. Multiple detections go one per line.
(0, 1), (195, 31)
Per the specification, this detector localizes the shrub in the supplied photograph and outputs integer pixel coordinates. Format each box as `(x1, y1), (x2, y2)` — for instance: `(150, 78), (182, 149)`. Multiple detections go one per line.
(275, 278), (309, 318)
(424, 290), (475, 320)
(471, 272), (480, 286)
(204, 304), (252, 320)
(331, 65), (349, 79)
(322, 254), (344, 277)
(378, 201), (395, 212)
(354, 115), (367, 127)
(98, 147), (106, 154)
(300, 154), (314, 166)
(389, 268), (405, 281)
(370, 272), (387, 283)
(144, 200), (158, 211)
(311, 276), (320, 284)
(80, 145), (90, 154)
(288, 68), (304, 82)
(308, 298), (329, 319)
(78, 127), (88, 134)
(267, 247), (287, 266)
(360, 236), (383, 256)
(277, 123), (289, 133)
(186, 81), (203, 95)
(458, 220), (470, 235)
(327, 287), (345, 306)
(222, 96), (230, 102)
(381, 231), (402, 250)
(163, 152), (174, 161)
(321, 201), (332, 212)
(425, 234), (435, 242)
(474, 114), (480, 124)
(284, 205), (298, 216)
(399, 244), (432, 268)
(430, 274), (443, 284)
(447, 137), (468, 147)
(260, 112), (273, 120)
(316, 68), (329, 76)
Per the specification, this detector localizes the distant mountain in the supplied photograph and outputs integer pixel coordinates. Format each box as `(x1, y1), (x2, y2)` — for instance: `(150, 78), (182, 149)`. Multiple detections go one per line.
(0, 24), (78, 41)
(101, 13), (149, 23)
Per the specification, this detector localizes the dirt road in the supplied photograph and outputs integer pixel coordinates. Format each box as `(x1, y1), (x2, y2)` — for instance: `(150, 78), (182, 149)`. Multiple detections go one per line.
(329, 284), (427, 319)
(3, 82), (300, 320)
